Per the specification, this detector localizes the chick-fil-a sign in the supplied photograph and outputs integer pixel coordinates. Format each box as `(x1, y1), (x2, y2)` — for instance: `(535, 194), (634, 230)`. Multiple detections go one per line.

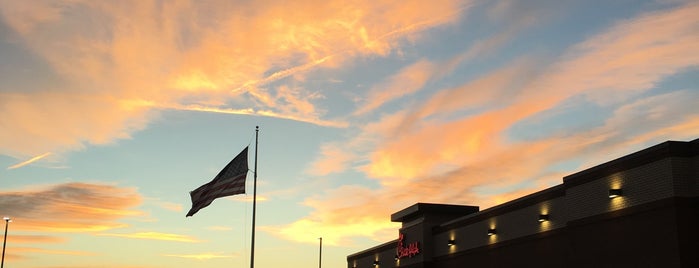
(396, 233), (420, 258)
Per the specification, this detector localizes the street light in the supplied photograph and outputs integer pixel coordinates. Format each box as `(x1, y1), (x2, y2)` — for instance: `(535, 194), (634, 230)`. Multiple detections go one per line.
(2, 216), (10, 268)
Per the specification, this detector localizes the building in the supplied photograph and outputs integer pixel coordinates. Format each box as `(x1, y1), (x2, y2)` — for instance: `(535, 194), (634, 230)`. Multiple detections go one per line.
(347, 139), (698, 268)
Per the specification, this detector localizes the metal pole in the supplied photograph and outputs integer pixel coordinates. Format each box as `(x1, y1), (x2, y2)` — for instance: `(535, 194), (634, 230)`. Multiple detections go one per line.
(318, 237), (322, 268)
(2, 217), (9, 268)
(250, 126), (259, 268)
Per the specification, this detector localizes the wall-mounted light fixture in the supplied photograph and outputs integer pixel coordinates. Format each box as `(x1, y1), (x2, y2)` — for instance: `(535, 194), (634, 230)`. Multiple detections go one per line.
(538, 214), (549, 222)
(394, 254), (399, 260)
(447, 239), (456, 246)
(373, 260), (380, 266)
(487, 228), (497, 236)
(608, 189), (623, 198)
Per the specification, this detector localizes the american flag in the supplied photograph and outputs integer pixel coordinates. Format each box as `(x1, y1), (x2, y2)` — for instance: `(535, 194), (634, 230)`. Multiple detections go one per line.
(186, 147), (248, 217)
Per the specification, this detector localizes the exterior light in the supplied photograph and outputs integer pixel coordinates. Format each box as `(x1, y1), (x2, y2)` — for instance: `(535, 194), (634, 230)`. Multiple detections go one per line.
(487, 228), (497, 236)
(538, 214), (549, 222)
(447, 239), (456, 246)
(608, 189), (623, 198)
(373, 260), (380, 266)
(394, 254), (399, 260)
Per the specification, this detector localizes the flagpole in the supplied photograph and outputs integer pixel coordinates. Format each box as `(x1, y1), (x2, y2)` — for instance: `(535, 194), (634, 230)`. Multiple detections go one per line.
(250, 126), (259, 268)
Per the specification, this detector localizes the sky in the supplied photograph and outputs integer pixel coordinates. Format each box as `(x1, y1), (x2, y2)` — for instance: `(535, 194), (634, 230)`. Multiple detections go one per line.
(0, 0), (698, 267)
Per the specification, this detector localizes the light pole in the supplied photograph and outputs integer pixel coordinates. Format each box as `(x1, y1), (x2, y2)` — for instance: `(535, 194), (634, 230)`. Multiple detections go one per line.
(318, 237), (322, 268)
(2, 216), (10, 268)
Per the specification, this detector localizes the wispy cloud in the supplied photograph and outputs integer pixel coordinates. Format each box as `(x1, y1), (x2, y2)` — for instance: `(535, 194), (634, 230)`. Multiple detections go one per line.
(5, 247), (96, 262)
(206, 226), (233, 231)
(152, 200), (183, 212)
(11, 247), (95, 256)
(163, 252), (237, 260)
(37, 263), (159, 268)
(97, 232), (201, 243)
(5, 235), (67, 244)
(305, 143), (357, 176)
(233, 55), (335, 92)
(354, 59), (438, 115)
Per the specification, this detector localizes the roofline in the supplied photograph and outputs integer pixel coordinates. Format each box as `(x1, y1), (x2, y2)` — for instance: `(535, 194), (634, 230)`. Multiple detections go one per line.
(346, 239), (398, 260)
(563, 139), (699, 187)
(391, 203), (479, 223)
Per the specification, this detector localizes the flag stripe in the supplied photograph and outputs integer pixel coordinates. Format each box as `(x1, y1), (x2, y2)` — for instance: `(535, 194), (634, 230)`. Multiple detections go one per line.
(194, 179), (246, 201)
(186, 147), (249, 217)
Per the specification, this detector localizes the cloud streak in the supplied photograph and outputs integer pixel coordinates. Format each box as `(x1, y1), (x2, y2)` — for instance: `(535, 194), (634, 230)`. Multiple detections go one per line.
(4, 235), (67, 244)
(6, 152), (52, 169)
(163, 252), (236, 260)
(96, 232), (201, 243)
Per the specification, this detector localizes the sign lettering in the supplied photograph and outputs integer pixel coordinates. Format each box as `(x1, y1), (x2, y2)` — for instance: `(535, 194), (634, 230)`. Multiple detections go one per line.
(396, 233), (420, 258)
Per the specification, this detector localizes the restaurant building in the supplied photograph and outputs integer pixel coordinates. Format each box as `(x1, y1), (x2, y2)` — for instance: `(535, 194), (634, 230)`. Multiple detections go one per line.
(347, 139), (698, 268)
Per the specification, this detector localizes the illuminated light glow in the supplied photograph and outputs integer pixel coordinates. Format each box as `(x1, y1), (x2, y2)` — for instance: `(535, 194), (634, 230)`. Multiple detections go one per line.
(538, 214), (549, 222)
(608, 189), (623, 198)
(487, 228), (497, 236)
(447, 239), (455, 246)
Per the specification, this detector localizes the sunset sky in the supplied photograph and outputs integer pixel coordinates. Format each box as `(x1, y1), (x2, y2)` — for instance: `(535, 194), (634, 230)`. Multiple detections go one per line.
(1, 0), (698, 267)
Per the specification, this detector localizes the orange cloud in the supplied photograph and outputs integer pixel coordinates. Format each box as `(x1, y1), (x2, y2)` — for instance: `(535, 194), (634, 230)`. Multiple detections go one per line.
(279, 2), (699, 245)
(263, 185), (401, 246)
(153, 201), (183, 212)
(354, 59), (438, 115)
(0, 0), (466, 159)
(0, 182), (142, 233)
(4, 235), (66, 244)
(551, 2), (699, 105)
(3, 246), (96, 262)
(11, 247), (95, 256)
(364, 1), (699, 182)
(305, 143), (357, 176)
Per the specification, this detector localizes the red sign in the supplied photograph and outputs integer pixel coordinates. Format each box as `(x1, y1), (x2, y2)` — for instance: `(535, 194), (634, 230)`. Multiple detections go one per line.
(396, 233), (420, 258)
